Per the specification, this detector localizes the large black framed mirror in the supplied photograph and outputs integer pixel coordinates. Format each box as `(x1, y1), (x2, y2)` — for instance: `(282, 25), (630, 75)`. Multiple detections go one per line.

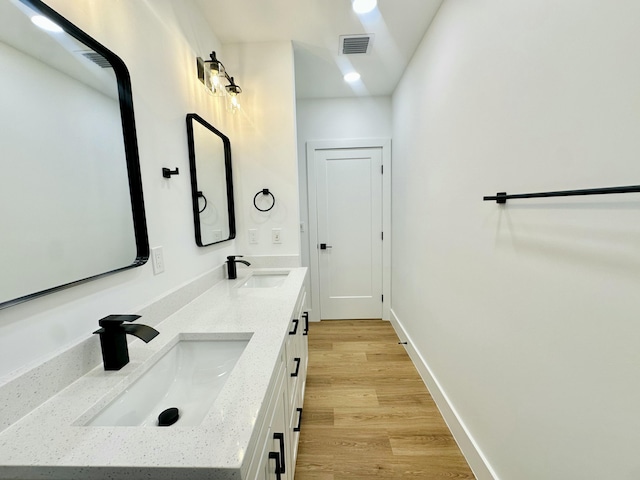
(186, 113), (236, 247)
(0, 0), (148, 310)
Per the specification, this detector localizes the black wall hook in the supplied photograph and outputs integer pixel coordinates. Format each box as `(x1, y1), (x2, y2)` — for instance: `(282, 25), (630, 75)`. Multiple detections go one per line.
(253, 188), (275, 212)
(162, 167), (179, 178)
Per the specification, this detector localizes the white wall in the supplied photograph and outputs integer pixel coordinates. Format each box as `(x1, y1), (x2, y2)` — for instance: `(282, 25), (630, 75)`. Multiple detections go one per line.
(0, 1), (298, 380)
(296, 97), (392, 314)
(392, 1), (640, 478)
(224, 42), (300, 257)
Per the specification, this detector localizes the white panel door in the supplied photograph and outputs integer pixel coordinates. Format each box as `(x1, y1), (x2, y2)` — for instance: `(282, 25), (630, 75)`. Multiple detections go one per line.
(315, 147), (383, 319)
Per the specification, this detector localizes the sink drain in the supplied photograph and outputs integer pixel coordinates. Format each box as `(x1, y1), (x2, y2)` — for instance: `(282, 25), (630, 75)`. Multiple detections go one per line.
(157, 407), (180, 426)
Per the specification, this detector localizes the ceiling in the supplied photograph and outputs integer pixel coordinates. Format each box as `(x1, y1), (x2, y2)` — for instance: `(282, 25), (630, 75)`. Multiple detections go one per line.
(194, 0), (443, 99)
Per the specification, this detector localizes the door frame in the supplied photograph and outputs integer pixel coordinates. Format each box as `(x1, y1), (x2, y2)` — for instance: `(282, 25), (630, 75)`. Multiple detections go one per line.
(306, 138), (391, 322)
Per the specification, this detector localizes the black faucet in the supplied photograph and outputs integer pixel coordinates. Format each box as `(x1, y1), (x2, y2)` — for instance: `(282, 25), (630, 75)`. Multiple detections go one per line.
(93, 314), (159, 370)
(227, 255), (251, 279)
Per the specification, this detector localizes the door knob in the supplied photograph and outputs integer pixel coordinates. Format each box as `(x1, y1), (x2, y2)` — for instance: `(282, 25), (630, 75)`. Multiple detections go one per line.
(319, 243), (333, 250)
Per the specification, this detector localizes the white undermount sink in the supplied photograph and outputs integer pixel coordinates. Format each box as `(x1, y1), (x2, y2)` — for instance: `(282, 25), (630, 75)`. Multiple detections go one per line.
(86, 338), (250, 427)
(239, 272), (289, 288)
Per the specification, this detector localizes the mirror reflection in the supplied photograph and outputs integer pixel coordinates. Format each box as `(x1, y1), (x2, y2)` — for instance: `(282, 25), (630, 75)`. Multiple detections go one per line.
(0, 0), (148, 309)
(186, 114), (235, 246)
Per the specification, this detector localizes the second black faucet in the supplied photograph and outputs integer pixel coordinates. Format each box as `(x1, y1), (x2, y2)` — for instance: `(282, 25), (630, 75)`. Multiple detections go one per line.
(227, 255), (251, 279)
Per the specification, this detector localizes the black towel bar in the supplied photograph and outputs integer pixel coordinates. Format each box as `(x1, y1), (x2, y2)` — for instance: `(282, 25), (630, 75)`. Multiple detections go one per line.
(483, 185), (640, 204)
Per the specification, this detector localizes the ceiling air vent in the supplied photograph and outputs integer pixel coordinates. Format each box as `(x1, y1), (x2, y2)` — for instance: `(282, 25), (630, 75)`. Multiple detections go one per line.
(340, 34), (374, 55)
(78, 51), (112, 68)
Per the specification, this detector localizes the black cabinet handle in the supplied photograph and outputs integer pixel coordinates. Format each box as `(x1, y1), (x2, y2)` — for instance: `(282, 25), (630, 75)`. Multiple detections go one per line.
(302, 311), (309, 336)
(273, 432), (286, 473)
(288, 318), (299, 335)
(268, 452), (282, 480)
(291, 357), (301, 377)
(294, 407), (303, 432)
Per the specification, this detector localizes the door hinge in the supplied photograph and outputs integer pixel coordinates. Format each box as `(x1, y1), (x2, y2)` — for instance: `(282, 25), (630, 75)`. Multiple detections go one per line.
(381, 294), (384, 302)
(381, 165), (384, 174)
(381, 232), (384, 240)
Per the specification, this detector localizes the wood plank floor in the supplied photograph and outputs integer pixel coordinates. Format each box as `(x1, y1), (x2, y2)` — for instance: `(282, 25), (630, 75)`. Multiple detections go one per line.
(294, 320), (475, 480)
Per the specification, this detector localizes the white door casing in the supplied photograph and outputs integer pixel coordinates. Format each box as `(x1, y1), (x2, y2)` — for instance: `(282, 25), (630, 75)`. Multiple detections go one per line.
(306, 139), (391, 321)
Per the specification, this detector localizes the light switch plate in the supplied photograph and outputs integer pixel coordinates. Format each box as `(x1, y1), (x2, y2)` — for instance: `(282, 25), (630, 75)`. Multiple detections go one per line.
(151, 246), (164, 275)
(272, 228), (282, 244)
(249, 229), (258, 244)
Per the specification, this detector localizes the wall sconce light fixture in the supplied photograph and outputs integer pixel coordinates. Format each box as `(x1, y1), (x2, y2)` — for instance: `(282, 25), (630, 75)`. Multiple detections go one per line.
(197, 51), (242, 112)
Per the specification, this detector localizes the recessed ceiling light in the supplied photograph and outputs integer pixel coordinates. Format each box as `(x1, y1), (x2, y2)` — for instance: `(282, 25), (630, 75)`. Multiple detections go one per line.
(31, 15), (63, 32)
(352, 0), (377, 15)
(344, 72), (361, 83)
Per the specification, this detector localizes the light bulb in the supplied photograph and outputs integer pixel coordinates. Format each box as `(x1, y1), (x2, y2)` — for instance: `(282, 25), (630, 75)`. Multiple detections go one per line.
(31, 15), (63, 32)
(211, 74), (220, 88)
(352, 0), (377, 15)
(229, 95), (240, 113)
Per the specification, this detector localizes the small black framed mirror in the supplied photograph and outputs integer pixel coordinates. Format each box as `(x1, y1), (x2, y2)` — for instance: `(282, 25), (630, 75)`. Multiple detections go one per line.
(186, 113), (236, 246)
(0, 0), (148, 310)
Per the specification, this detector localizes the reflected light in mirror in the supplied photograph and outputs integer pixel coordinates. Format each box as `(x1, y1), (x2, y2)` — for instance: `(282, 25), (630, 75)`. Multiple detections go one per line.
(30, 15), (62, 32)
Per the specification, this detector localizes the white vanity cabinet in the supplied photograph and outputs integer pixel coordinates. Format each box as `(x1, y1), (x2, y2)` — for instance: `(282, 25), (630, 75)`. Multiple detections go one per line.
(246, 288), (308, 480)
(0, 268), (311, 480)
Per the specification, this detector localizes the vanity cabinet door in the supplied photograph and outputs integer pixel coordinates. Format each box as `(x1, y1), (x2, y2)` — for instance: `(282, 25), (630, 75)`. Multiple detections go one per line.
(253, 370), (290, 480)
(288, 387), (304, 467)
(246, 343), (291, 480)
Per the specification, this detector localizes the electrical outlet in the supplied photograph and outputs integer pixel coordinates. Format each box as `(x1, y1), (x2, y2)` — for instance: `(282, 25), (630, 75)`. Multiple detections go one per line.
(272, 228), (282, 244)
(249, 229), (258, 244)
(151, 246), (164, 275)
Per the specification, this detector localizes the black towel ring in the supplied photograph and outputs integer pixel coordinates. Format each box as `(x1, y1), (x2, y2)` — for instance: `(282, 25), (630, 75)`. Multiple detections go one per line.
(253, 188), (275, 212)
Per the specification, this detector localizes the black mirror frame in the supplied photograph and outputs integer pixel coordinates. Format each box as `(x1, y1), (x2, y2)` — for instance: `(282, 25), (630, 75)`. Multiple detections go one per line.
(1, 0), (149, 310)
(186, 113), (236, 247)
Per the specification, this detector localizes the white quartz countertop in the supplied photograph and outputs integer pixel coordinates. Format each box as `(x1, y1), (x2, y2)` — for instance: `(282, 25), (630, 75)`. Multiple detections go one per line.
(0, 267), (307, 480)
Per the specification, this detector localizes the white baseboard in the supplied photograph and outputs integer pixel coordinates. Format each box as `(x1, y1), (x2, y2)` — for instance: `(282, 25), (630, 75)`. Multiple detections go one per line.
(389, 309), (498, 480)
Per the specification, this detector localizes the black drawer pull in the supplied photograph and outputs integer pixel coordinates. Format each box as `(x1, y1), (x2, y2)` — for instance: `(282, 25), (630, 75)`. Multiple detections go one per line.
(302, 311), (309, 336)
(273, 432), (286, 473)
(288, 318), (299, 335)
(268, 452), (282, 480)
(294, 407), (303, 432)
(291, 357), (301, 377)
